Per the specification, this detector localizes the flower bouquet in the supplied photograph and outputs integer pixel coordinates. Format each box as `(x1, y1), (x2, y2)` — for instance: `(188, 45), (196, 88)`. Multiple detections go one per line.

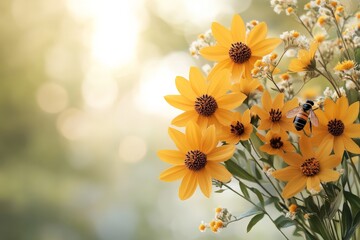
(158, 0), (360, 239)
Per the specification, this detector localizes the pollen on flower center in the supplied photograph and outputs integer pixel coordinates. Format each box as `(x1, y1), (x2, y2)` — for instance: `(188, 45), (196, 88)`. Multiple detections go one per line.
(230, 121), (245, 136)
(270, 137), (283, 149)
(229, 42), (252, 64)
(269, 108), (282, 122)
(185, 150), (207, 171)
(194, 94), (218, 117)
(327, 119), (344, 136)
(301, 158), (320, 176)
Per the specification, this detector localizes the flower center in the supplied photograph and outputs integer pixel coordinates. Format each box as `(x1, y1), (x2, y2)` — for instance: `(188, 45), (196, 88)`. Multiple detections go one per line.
(185, 150), (207, 171)
(229, 42), (252, 64)
(270, 137), (283, 149)
(327, 119), (344, 136)
(194, 94), (218, 117)
(301, 158), (320, 176)
(230, 121), (245, 136)
(269, 108), (282, 122)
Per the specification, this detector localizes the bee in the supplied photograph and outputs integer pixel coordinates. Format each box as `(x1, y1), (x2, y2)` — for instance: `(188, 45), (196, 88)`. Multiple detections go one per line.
(286, 100), (319, 131)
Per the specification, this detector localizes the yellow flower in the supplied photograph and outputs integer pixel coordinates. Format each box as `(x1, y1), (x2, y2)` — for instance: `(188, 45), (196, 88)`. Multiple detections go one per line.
(200, 14), (282, 81)
(165, 67), (246, 129)
(198, 223), (206, 232)
(158, 122), (235, 200)
(288, 204), (297, 213)
(231, 77), (263, 97)
(251, 91), (298, 133)
(312, 96), (360, 158)
(288, 42), (318, 72)
(257, 130), (295, 155)
(218, 109), (253, 144)
(272, 136), (341, 199)
(334, 60), (355, 71)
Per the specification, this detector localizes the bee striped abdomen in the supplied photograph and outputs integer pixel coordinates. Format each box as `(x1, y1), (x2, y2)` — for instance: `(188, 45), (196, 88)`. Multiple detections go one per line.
(294, 111), (309, 131)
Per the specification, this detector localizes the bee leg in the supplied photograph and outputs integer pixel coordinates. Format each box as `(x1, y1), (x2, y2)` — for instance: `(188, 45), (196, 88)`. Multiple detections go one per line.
(309, 121), (312, 134)
(302, 129), (311, 137)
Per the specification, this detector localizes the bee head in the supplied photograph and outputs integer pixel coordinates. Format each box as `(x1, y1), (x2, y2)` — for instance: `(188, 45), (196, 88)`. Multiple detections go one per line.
(303, 100), (314, 111)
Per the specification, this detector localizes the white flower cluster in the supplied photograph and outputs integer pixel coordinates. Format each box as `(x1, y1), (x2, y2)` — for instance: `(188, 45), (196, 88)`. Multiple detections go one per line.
(270, 0), (297, 15)
(251, 53), (278, 79)
(215, 208), (232, 224)
(323, 86), (346, 100)
(299, 11), (317, 30)
(189, 30), (215, 58)
(280, 30), (309, 55)
(278, 76), (295, 100)
(343, 26), (360, 49)
(246, 20), (259, 34)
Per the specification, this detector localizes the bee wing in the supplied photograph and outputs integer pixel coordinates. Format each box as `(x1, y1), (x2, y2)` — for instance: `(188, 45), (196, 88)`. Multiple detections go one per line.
(286, 106), (302, 118)
(309, 110), (319, 127)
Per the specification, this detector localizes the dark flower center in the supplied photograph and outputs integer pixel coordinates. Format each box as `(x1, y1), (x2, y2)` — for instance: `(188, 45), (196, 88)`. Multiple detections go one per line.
(270, 137), (283, 149)
(269, 108), (282, 122)
(230, 121), (245, 136)
(194, 94), (218, 117)
(327, 119), (344, 136)
(229, 42), (252, 64)
(185, 150), (207, 171)
(301, 158), (320, 176)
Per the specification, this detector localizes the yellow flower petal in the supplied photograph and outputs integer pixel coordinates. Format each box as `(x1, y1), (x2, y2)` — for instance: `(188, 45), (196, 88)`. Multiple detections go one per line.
(272, 166), (302, 181)
(333, 136), (344, 159)
(175, 76), (197, 101)
(298, 49), (310, 65)
(207, 145), (235, 162)
(165, 95), (194, 111)
(336, 96), (348, 119)
(211, 22), (233, 48)
(157, 150), (185, 165)
(306, 176), (320, 192)
(282, 175), (307, 199)
(246, 22), (267, 47)
(261, 91), (272, 112)
(179, 171), (197, 200)
(208, 59), (234, 81)
(169, 127), (190, 153)
(309, 41), (319, 59)
(160, 165), (187, 182)
(282, 152), (303, 167)
(207, 70), (231, 98)
(231, 64), (243, 82)
(216, 92), (246, 110)
(324, 98), (336, 120)
(343, 101), (359, 125)
(319, 155), (341, 169)
(172, 110), (198, 127)
(251, 38), (282, 56)
(201, 125), (217, 154)
(197, 169), (212, 198)
(186, 121), (201, 150)
(288, 59), (306, 72)
(199, 46), (230, 61)
(214, 108), (233, 125)
(189, 67), (207, 96)
(197, 116), (209, 129)
(318, 169), (340, 182)
(242, 109), (251, 124)
(315, 110), (329, 126)
(343, 136), (360, 155)
(344, 124), (360, 138)
(273, 93), (285, 109)
(231, 14), (246, 42)
(206, 162), (232, 182)
(318, 133), (335, 157)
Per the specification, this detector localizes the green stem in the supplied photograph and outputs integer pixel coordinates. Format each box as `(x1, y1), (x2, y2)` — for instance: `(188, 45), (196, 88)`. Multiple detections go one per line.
(221, 183), (290, 240)
(314, 68), (341, 97)
(346, 151), (360, 185)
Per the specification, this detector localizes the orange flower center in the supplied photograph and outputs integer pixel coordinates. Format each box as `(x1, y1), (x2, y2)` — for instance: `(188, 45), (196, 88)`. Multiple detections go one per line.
(230, 121), (245, 136)
(327, 119), (344, 136)
(269, 108), (282, 122)
(229, 42), (252, 64)
(270, 137), (283, 149)
(194, 94), (218, 117)
(301, 158), (320, 176)
(185, 150), (207, 171)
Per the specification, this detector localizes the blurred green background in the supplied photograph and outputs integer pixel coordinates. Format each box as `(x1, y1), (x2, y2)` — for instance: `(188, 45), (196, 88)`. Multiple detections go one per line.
(0, 0), (317, 239)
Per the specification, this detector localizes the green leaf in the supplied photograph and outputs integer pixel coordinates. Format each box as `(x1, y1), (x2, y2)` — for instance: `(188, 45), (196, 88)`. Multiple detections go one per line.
(354, 47), (360, 65)
(250, 132), (268, 159)
(327, 187), (342, 219)
(247, 213), (265, 232)
(250, 187), (265, 207)
(342, 201), (353, 239)
(274, 215), (295, 229)
(253, 162), (263, 180)
(214, 189), (226, 193)
(240, 141), (252, 153)
(344, 191), (360, 216)
(224, 159), (256, 182)
(237, 208), (262, 220)
(239, 181), (250, 199)
(344, 211), (360, 240)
